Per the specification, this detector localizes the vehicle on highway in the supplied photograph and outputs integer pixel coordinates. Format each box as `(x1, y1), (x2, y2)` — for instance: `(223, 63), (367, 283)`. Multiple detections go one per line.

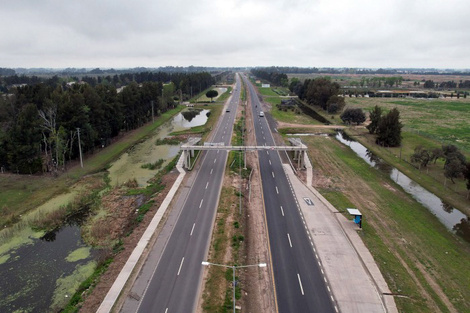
(226, 108), (231, 112)
(259, 111), (264, 117)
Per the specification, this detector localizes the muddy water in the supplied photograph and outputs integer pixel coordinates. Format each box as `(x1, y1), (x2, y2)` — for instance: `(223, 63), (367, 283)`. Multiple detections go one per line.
(0, 108), (210, 312)
(335, 131), (470, 243)
(108, 109), (209, 186)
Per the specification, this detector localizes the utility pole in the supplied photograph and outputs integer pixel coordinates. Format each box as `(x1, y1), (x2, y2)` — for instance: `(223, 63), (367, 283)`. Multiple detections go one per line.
(151, 100), (155, 123)
(77, 128), (83, 168)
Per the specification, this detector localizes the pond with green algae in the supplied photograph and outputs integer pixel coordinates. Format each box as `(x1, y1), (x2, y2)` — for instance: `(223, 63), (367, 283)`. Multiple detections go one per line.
(0, 220), (96, 312)
(108, 108), (210, 186)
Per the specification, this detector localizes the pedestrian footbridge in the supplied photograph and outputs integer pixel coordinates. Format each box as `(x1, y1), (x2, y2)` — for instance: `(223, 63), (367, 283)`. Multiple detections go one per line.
(180, 137), (308, 169)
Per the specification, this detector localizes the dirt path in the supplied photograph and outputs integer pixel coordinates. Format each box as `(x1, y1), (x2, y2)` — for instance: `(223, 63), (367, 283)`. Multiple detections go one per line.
(277, 121), (345, 129)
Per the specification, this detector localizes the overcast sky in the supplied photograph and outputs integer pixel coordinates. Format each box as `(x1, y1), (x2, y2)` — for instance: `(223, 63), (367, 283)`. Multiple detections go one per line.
(1, 0), (469, 69)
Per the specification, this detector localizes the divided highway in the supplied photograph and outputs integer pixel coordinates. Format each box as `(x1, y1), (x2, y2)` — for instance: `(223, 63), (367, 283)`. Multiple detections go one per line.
(243, 75), (336, 313)
(133, 75), (241, 313)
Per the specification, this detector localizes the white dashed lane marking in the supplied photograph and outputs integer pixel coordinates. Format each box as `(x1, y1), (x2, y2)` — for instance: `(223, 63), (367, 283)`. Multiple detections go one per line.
(297, 274), (305, 295)
(177, 257), (184, 276)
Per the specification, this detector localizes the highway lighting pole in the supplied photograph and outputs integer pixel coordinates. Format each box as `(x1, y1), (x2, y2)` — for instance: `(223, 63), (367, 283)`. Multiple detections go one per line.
(201, 261), (267, 313)
(239, 149), (242, 215)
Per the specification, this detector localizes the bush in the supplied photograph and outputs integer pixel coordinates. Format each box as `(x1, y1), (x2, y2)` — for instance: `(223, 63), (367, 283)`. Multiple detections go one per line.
(340, 108), (366, 125)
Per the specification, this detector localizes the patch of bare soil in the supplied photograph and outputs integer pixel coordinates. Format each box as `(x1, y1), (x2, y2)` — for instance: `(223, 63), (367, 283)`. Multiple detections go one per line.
(78, 171), (179, 313)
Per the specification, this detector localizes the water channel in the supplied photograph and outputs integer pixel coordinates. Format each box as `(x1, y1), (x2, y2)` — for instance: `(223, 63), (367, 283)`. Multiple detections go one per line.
(335, 131), (470, 243)
(0, 108), (210, 312)
(108, 108), (210, 186)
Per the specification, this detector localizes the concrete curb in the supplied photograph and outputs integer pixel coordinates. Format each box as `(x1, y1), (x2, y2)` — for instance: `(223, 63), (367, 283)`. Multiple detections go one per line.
(97, 154), (186, 313)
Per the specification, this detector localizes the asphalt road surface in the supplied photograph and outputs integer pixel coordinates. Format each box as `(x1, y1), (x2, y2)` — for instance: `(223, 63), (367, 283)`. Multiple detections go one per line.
(243, 74), (336, 313)
(134, 75), (241, 313)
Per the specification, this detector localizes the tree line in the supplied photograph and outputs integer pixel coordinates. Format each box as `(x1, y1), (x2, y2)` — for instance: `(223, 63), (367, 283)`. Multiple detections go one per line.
(1, 71), (213, 99)
(0, 72), (214, 174)
(250, 68), (288, 87)
(423, 79), (470, 90)
(347, 76), (403, 88)
(289, 77), (345, 114)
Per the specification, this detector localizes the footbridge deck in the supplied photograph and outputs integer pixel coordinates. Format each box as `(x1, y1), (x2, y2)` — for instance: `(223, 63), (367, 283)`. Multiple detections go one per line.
(181, 137), (308, 169)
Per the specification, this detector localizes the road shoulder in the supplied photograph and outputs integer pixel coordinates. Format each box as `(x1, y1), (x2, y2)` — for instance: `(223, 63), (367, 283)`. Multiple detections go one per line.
(283, 163), (398, 313)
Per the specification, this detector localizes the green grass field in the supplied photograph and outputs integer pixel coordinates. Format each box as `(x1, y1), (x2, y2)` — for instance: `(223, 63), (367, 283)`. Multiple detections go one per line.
(345, 97), (470, 153)
(256, 87), (320, 125)
(258, 87), (279, 96)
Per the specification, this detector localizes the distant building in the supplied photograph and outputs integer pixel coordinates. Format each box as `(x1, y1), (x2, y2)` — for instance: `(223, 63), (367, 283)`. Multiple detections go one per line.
(261, 83), (270, 88)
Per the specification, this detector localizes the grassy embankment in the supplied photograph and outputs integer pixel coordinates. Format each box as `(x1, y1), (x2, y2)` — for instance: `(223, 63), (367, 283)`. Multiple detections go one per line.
(0, 105), (185, 228)
(202, 86), (249, 312)
(304, 134), (470, 312)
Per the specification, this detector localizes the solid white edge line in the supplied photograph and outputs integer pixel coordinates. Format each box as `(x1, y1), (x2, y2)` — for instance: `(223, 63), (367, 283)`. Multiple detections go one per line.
(297, 273), (305, 295)
(190, 223), (195, 236)
(177, 257), (184, 276)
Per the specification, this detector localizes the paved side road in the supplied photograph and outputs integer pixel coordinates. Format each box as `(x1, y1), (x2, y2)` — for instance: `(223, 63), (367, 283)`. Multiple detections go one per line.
(282, 164), (398, 313)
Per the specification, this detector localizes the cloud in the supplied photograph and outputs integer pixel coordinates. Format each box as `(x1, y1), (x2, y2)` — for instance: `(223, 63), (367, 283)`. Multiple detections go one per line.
(0, 0), (469, 68)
